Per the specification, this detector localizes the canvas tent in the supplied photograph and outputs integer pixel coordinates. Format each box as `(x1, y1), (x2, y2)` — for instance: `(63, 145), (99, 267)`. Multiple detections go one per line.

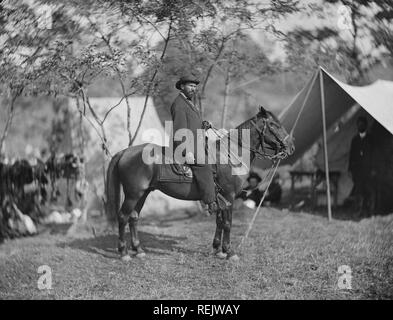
(278, 67), (393, 218)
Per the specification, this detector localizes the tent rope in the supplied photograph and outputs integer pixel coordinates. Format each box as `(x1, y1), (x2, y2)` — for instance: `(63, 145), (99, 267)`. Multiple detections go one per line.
(237, 159), (280, 250)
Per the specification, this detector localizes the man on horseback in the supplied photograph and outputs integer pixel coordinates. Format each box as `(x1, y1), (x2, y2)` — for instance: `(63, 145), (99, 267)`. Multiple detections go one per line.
(105, 81), (294, 260)
(171, 74), (219, 214)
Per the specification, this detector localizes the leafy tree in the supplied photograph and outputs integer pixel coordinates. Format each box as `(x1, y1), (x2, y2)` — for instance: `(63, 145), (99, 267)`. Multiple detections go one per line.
(282, 0), (393, 84)
(144, 0), (300, 127)
(0, 0), (81, 155)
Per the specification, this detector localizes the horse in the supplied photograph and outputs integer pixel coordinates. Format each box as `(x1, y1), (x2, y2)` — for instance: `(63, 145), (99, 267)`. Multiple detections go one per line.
(105, 106), (294, 261)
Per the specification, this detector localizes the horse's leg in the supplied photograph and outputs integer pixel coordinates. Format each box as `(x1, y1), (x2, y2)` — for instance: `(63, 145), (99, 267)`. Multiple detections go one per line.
(221, 208), (231, 255)
(129, 190), (150, 258)
(213, 210), (223, 251)
(118, 197), (137, 261)
(222, 207), (239, 261)
(213, 210), (226, 258)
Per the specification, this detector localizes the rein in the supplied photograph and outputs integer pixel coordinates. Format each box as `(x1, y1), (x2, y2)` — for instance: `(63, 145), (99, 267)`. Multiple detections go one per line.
(249, 119), (289, 161)
(210, 116), (289, 163)
(237, 159), (281, 250)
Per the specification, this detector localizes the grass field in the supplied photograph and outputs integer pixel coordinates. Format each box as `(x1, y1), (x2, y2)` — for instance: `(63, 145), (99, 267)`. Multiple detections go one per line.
(0, 207), (392, 299)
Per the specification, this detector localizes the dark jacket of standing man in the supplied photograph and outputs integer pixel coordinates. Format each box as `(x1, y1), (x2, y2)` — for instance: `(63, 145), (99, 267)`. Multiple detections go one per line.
(348, 117), (374, 179)
(348, 116), (375, 214)
(170, 75), (218, 214)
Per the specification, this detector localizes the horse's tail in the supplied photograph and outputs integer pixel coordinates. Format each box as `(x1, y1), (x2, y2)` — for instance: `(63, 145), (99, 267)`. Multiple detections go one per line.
(105, 150), (124, 225)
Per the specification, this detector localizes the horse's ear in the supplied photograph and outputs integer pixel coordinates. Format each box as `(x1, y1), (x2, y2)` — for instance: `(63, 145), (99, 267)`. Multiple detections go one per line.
(258, 106), (267, 118)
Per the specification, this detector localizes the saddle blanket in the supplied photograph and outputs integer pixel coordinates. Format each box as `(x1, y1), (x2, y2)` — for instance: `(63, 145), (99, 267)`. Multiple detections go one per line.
(157, 163), (193, 183)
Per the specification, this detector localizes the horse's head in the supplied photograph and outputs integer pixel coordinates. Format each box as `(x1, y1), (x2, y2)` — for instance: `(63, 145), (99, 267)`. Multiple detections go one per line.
(250, 106), (295, 160)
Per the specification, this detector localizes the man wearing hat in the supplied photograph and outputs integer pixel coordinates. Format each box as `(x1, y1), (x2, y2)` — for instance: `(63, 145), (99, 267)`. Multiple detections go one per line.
(348, 116), (375, 215)
(171, 74), (218, 214)
(237, 172), (264, 207)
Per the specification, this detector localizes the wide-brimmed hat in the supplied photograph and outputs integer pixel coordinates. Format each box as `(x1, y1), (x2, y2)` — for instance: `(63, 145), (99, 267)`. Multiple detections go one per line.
(247, 172), (262, 183)
(175, 75), (200, 90)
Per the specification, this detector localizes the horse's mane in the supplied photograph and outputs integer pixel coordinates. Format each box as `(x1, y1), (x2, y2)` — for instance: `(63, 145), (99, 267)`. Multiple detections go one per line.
(235, 115), (258, 131)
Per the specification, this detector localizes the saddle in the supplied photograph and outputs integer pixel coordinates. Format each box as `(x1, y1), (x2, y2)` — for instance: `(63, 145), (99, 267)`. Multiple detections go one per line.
(156, 161), (231, 209)
(157, 163), (193, 183)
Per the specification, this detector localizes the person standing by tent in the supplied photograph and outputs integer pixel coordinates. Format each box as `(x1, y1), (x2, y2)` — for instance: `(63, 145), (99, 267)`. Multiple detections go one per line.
(348, 116), (375, 216)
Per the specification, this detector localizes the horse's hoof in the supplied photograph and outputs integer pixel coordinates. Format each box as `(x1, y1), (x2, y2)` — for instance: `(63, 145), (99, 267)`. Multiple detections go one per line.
(136, 252), (146, 258)
(121, 254), (132, 262)
(215, 252), (227, 259)
(228, 254), (240, 262)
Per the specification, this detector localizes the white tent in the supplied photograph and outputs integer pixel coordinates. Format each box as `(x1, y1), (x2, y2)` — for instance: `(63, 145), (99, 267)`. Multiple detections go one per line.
(278, 67), (393, 219)
(68, 97), (169, 157)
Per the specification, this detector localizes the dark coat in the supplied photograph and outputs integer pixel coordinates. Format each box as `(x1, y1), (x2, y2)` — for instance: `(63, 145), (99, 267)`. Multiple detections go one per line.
(237, 186), (263, 205)
(264, 181), (282, 204)
(169, 93), (216, 204)
(237, 182), (282, 205)
(170, 93), (203, 159)
(348, 133), (374, 180)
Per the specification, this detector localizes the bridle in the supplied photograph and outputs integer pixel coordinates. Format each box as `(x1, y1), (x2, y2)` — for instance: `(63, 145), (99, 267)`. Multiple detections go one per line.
(210, 114), (290, 165)
(249, 117), (290, 161)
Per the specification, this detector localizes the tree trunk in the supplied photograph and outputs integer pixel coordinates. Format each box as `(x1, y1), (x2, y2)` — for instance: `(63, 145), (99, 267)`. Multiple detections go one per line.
(221, 66), (231, 129)
(77, 109), (88, 223)
(0, 94), (18, 156)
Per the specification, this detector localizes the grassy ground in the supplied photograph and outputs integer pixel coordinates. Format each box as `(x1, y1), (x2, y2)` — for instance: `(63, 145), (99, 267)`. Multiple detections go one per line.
(0, 207), (392, 300)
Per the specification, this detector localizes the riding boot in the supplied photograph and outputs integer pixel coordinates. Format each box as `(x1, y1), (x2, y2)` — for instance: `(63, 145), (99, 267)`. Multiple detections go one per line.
(207, 201), (219, 215)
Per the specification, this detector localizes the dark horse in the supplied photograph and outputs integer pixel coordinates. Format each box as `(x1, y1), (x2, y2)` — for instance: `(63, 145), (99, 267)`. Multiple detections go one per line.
(105, 106), (294, 261)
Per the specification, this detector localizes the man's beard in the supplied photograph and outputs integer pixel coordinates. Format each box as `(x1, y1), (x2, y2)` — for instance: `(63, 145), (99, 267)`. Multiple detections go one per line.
(183, 90), (195, 100)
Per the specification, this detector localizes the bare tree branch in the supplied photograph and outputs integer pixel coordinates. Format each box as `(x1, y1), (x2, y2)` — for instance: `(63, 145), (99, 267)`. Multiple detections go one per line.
(130, 17), (173, 146)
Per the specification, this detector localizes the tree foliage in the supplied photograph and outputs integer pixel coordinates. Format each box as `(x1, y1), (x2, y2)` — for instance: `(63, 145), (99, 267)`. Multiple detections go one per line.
(0, 0), (301, 154)
(282, 0), (393, 84)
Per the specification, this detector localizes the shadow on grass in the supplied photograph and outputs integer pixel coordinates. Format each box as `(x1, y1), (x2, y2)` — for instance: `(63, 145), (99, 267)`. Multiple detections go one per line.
(306, 207), (365, 222)
(36, 222), (74, 236)
(282, 190), (393, 222)
(63, 231), (188, 259)
(141, 209), (199, 227)
(296, 206), (392, 222)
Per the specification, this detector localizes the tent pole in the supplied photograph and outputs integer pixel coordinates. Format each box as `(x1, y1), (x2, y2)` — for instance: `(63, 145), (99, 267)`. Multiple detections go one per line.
(319, 68), (333, 221)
